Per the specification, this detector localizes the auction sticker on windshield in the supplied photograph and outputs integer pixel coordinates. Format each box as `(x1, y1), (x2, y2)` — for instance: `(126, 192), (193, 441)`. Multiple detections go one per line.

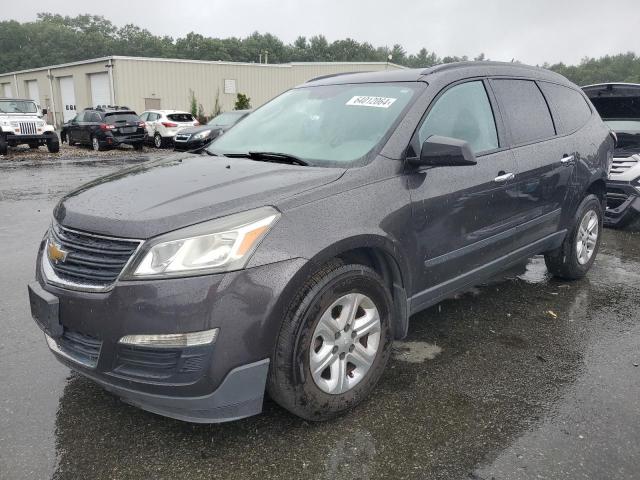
(346, 96), (397, 108)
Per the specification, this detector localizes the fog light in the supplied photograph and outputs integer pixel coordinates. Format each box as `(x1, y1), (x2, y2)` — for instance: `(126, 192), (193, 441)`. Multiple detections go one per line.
(119, 328), (219, 348)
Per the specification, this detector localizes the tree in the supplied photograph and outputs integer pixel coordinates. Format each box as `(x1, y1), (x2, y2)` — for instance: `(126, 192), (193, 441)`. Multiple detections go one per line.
(234, 93), (251, 110)
(189, 89), (197, 118)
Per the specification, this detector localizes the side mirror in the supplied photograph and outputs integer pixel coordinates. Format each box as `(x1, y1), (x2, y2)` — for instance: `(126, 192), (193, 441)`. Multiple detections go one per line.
(408, 135), (477, 168)
(42, 108), (48, 115)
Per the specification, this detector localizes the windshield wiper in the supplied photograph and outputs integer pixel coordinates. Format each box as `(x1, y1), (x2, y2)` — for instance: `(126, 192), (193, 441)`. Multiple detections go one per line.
(224, 151), (309, 166)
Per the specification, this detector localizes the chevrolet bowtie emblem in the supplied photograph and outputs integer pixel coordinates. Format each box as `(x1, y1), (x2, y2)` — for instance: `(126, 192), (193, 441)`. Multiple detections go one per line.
(47, 241), (69, 264)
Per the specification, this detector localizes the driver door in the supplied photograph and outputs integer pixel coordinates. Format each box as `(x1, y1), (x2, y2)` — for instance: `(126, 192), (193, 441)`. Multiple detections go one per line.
(408, 80), (519, 310)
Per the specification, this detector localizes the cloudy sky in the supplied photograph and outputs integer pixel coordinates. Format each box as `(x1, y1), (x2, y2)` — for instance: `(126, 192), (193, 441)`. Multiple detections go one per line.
(3, 0), (639, 65)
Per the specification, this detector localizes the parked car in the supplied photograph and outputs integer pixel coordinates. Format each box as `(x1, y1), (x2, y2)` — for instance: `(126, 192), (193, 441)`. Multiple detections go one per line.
(0, 97), (59, 155)
(61, 107), (145, 151)
(174, 109), (252, 152)
(29, 62), (611, 424)
(139, 110), (199, 148)
(583, 83), (640, 227)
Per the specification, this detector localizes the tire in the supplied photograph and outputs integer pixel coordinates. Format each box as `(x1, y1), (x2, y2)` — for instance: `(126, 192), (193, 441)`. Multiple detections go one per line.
(153, 133), (165, 148)
(133, 141), (144, 151)
(544, 194), (603, 280)
(29, 143), (39, 149)
(0, 136), (7, 156)
(267, 262), (393, 421)
(91, 136), (104, 152)
(47, 138), (60, 153)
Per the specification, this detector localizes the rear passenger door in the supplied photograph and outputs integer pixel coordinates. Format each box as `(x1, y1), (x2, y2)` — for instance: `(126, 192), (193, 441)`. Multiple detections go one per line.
(489, 79), (573, 247)
(408, 80), (519, 306)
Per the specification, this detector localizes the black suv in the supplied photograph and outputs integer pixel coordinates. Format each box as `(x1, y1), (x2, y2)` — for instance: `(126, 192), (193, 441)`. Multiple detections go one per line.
(61, 107), (146, 151)
(29, 62), (611, 424)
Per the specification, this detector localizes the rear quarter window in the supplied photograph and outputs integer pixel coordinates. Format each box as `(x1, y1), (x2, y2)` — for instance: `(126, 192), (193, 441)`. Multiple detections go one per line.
(491, 79), (555, 145)
(539, 82), (592, 134)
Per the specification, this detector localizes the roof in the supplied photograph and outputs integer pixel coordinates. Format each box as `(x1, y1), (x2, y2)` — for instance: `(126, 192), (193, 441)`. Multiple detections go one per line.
(582, 83), (640, 98)
(0, 55), (405, 77)
(142, 109), (192, 114)
(0, 97), (36, 102)
(304, 61), (573, 87)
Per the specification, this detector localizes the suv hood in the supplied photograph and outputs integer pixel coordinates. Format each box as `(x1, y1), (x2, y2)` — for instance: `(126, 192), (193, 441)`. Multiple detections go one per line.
(54, 154), (345, 238)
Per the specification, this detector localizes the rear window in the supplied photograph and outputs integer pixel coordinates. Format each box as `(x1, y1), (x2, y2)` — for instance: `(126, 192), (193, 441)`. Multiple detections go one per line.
(167, 113), (194, 122)
(105, 112), (140, 123)
(491, 79), (555, 145)
(539, 82), (591, 134)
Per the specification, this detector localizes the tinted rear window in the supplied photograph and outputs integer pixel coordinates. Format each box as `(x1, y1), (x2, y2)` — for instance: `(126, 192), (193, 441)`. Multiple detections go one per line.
(491, 79), (555, 145)
(105, 112), (140, 123)
(539, 82), (591, 134)
(167, 113), (194, 122)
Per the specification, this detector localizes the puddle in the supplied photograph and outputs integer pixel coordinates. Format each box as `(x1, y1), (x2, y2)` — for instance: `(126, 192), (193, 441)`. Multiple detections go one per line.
(393, 341), (443, 363)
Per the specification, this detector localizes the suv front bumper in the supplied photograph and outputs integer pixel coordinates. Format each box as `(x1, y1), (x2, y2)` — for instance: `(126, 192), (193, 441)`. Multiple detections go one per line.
(29, 251), (307, 422)
(605, 180), (640, 227)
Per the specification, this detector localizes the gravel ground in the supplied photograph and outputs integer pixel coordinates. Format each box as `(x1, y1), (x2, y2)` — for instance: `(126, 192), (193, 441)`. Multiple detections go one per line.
(1, 154), (639, 480)
(0, 142), (161, 161)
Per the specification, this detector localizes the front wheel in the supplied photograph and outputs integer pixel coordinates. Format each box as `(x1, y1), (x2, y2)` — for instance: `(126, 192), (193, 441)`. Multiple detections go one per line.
(0, 136), (7, 156)
(133, 141), (144, 151)
(544, 194), (603, 280)
(47, 137), (60, 153)
(29, 143), (39, 149)
(267, 262), (393, 421)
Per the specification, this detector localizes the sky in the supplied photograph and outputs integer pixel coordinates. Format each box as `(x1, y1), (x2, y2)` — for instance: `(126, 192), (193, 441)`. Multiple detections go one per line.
(2, 0), (639, 66)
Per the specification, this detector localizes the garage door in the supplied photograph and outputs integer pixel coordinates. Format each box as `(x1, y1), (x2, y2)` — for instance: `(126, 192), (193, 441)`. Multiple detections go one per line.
(90, 72), (110, 108)
(59, 76), (76, 123)
(2, 83), (13, 98)
(26, 80), (40, 103)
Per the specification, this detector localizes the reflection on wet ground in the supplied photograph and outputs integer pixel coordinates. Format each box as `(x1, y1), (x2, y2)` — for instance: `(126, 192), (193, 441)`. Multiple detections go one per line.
(1, 156), (639, 479)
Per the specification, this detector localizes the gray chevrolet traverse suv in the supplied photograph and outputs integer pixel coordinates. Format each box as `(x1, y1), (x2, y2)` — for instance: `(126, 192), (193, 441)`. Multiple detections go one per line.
(28, 62), (611, 423)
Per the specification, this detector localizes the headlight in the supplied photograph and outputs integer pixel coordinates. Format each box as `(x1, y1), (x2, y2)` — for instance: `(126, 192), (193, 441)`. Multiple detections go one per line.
(126, 206), (279, 278)
(37, 121), (45, 127)
(193, 130), (212, 140)
(0, 120), (10, 127)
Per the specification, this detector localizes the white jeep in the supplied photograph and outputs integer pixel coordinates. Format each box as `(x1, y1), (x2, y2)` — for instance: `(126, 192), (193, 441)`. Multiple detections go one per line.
(0, 98), (60, 155)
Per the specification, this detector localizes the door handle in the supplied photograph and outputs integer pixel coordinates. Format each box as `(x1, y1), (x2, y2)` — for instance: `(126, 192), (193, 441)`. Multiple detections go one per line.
(561, 155), (575, 165)
(494, 172), (515, 183)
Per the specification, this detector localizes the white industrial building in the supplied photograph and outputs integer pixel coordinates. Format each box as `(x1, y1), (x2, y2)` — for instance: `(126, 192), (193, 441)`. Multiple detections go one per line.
(0, 56), (403, 127)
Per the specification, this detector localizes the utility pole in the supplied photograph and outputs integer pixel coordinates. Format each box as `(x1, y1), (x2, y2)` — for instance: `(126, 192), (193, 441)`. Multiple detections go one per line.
(265, 50), (269, 64)
(259, 53), (262, 64)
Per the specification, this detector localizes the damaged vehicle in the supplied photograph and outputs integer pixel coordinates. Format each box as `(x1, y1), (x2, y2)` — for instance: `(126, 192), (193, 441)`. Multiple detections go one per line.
(583, 83), (640, 227)
(28, 62), (610, 423)
(0, 98), (59, 155)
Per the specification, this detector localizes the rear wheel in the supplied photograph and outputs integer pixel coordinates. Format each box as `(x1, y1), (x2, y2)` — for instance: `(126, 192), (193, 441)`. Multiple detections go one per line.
(91, 136), (104, 152)
(153, 133), (165, 148)
(133, 141), (144, 151)
(29, 143), (39, 149)
(268, 262), (393, 421)
(544, 194), (603, 280)
(0, 136), (7, 156)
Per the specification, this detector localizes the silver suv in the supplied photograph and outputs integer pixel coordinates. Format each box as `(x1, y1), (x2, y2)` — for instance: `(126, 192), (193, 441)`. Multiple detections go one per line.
(583, 83), (640, 227)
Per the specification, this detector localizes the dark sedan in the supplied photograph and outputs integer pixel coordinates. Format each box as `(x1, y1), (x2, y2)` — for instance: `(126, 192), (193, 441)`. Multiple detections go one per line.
(173, 109), (252, 151)
(61, 107), (146, 151)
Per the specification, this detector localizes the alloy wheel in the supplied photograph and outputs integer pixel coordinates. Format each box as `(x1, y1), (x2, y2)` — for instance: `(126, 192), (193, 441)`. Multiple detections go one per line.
(309, 293), (381, 395)
(576, 209), (598, 265)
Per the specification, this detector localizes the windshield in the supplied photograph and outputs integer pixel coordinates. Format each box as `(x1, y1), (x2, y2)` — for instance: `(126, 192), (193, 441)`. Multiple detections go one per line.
(207, 112), (247, 127)
(208, 83), (420, 166)
(0, 99), (38, 114)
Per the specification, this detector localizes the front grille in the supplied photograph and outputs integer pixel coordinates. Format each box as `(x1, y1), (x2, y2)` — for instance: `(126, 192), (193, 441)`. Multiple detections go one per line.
(114, 345), (211, 381)
(610, 157), (639, 175)
(47, 224), (141, 288)
(57, 329), (102, 368)
(19, 122), (37, 135)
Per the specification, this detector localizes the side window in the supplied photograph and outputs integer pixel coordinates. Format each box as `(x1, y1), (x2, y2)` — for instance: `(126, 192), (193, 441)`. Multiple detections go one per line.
(74, 112), (85, 122)
(139, 112), (149, 121)
(491, 79), (555, 145)
(418, 81), (499, 154)
(150, 113), (159, 121)
(538, 82), (592, 135)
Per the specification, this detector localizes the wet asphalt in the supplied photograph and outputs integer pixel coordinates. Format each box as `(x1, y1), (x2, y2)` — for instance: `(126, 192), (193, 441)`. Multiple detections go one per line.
(1, 152), (639, 480)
